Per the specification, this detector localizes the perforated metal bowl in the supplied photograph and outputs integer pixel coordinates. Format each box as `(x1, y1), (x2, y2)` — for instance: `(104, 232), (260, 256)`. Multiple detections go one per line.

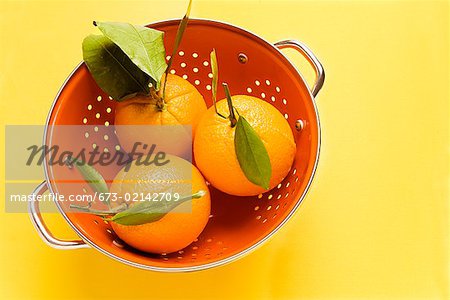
(29, 19), (324, 271)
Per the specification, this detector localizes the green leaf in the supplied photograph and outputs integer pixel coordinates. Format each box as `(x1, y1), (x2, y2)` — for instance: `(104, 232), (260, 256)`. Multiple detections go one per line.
(82, 34), (151, 101)
(210, 49), (218, 104)
(234, 116), (272, 189)
(163, 0), (192, 98)
(95, 22), (167, 90)
(67, 157), (109, 194)
(209, 49), (229, 120)
(108, 190), (206, 226)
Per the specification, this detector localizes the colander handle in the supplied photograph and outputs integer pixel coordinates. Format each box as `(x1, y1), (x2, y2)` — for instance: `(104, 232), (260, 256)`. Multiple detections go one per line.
(274, 40), (325, 97)
(28, 181), (89, 250)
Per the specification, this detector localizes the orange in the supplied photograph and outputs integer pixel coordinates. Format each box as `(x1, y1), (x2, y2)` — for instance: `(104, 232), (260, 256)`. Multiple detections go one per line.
(109, 155), (211, 254)
(194, 95), (296, 196)
(114, 74), (207, 155)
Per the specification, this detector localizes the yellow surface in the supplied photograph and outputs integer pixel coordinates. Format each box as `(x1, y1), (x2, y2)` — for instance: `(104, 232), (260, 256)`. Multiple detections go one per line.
(0, 0), (448, 299)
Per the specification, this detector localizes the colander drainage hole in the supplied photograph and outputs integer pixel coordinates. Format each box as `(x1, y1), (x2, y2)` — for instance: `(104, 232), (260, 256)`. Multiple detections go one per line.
(113, 239), (124, 248)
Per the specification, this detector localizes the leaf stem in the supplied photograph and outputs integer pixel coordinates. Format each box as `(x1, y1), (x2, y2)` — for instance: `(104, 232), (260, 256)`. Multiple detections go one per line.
(69, 203), (128, 216)
(210, 49), (227, 119)
(222, 83), (237, 127)
(105, 189), (207, 225)
(150, 86), (164, 110)
(166, 189), (206, 208)
(65, 156), (111, 208)
(162, 0), (193, 101)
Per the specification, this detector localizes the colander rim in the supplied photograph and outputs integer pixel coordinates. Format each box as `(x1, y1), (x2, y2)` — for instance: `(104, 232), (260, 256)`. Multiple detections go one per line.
(43, 18), (322, 272)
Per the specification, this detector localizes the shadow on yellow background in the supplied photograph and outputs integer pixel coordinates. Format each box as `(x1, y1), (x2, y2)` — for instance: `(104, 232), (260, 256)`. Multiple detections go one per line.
(0, 1), (448, 299)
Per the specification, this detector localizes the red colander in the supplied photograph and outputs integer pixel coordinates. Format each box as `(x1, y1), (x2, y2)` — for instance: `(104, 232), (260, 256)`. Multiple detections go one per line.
(28, 19), (324, 271)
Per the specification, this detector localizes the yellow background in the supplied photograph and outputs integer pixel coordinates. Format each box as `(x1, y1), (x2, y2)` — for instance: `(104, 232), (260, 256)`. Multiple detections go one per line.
(0, 0), (448, 299)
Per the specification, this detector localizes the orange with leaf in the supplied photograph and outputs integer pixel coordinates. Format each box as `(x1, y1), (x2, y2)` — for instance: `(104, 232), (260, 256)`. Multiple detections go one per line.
(194, 94), (296, 196)
(83, 1), (203, 155)
(194, 50), (296, 196)
(69, 155), (211, 254)
(109, 155), (210, 254)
